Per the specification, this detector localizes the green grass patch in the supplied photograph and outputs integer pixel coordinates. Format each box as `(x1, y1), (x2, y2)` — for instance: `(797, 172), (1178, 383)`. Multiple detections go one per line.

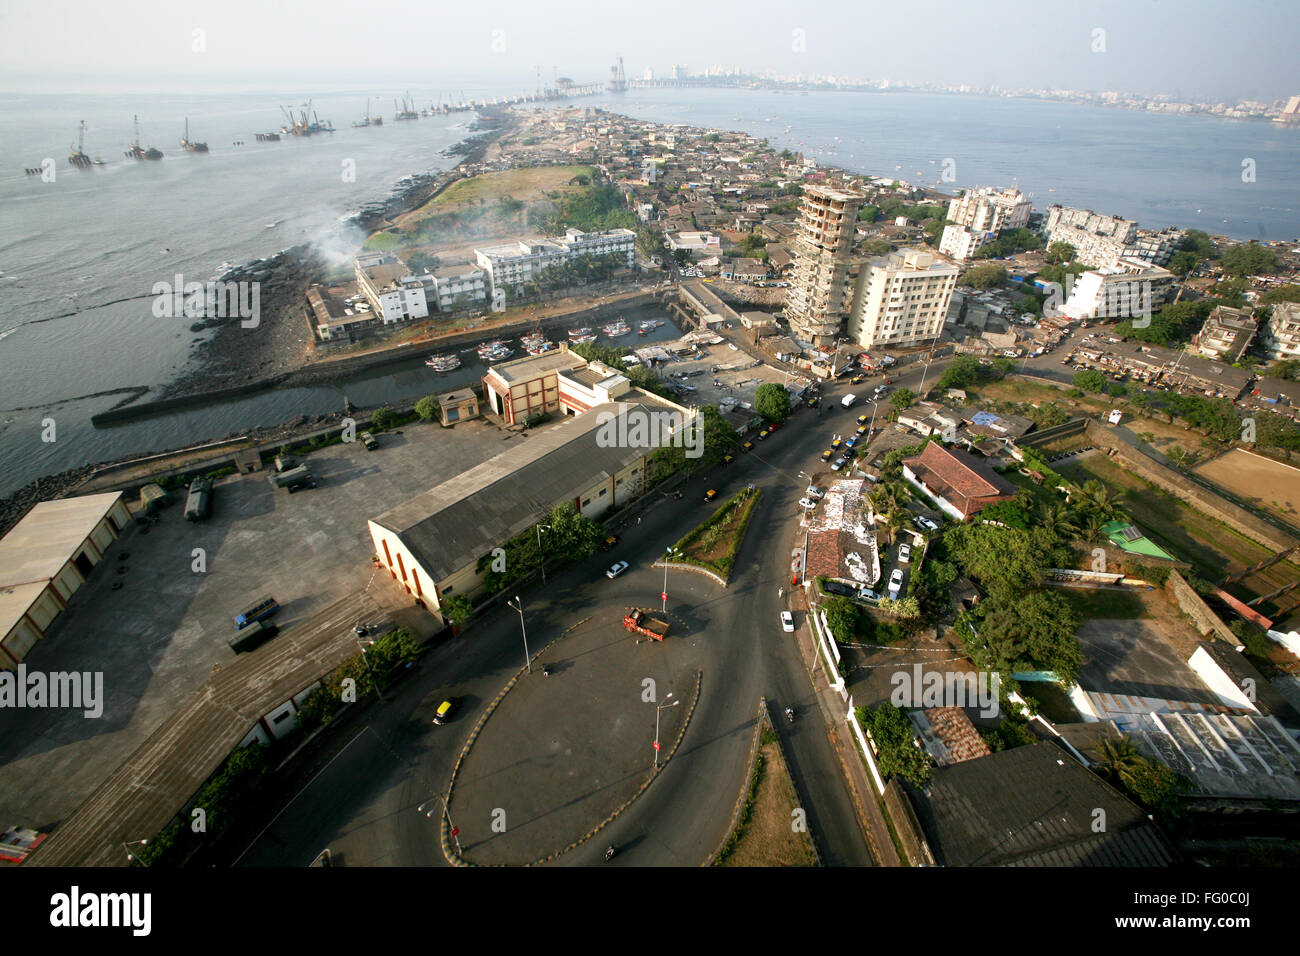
(673, 487), (761, 578)
(1057, 586), (1148, 620)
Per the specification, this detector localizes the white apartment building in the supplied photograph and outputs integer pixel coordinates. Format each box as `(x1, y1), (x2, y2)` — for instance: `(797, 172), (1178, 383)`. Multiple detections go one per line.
(1263, 301), (1300, 360)
(946, 187), (1032, 234)
(939, 224), (993, 262)
(474, 228), (636, 294)
(846, 248), (959, 350)
(354, 252), (429, 324)
(427, 265), (487, 312)
(1058, 259), (1176, 321)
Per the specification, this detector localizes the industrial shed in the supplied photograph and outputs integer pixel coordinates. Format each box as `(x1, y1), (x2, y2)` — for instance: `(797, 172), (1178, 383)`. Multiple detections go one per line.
(0, 492), (130, 669)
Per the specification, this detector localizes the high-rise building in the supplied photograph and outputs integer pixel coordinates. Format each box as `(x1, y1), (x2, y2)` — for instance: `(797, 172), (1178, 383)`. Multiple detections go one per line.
(846, 248), (959, 350)
(946, 186), (1031, 234)
(785, 183), (864, 344)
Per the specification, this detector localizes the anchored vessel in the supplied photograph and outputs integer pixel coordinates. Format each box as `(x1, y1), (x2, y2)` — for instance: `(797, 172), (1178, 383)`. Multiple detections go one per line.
(125, 115), (163, 160)
(180, 118), (209, 153)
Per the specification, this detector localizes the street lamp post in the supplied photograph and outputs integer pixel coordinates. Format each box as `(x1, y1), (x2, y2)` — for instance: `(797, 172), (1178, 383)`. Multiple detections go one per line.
(654, 694), (680, 770)
(535, 524), (552, 584)
(661, 546), (677, 613)
(123, 838), (149, 866)
(418, 793), (461, 856)
(506, 596), (532, 674)
(354, 626), (385, 702)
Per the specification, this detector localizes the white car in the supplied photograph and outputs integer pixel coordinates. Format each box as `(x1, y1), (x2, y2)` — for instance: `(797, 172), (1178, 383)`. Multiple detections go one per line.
(888, 568), (904, 596)
(913, 515), (939, 532)
(798, 497), (817, 510)
(805, 485), (824, 499)
(606, 561), (630, 579)
(830, 458), (846, 471)
(780, 611), (795, 632)
(899, 544), (911, 563)
(728, 343), (739, 351)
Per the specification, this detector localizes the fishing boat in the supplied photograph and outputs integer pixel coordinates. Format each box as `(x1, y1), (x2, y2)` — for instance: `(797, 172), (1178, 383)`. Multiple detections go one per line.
(638, 319), (664, 335)
(568, 326), (594, 339)
(602, 319), (631, 337)
(425, 353), (462, 372)
(522, 332), (556, 355)
(482, 345), (514, 362)
(570, 331), (597, 344)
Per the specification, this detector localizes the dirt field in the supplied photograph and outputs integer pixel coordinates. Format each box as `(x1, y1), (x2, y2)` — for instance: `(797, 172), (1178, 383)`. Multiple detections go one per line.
(720, 739), (818, 867)
(1056, 454), (1300, 616)
(1194, 448), (1300, 523)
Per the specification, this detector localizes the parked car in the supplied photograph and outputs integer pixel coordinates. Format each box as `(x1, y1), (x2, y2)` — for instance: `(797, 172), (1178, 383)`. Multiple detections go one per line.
(858, 587), (880, 602)
(704, 489), (718, 502)
(888, 568), (904, 596)
(820, 449), (833, 462)
(721, 454), (735, 465)
(823, 580), (856, 597)
(831, 457), (846, 471)
(756, 429), (768, 441)
(606, 561), (630, 579)
(798, 497), (817, 509)
(856, 415), (870, 425)
(851, 375), (865, 385)
(899, 544), (912, 563)
(805, 485), (824, 499)
(601, 534), (620, 551)
(742, 441), (754, 452)
(780, 611), (795, 633)
(913, 515), (939, 532)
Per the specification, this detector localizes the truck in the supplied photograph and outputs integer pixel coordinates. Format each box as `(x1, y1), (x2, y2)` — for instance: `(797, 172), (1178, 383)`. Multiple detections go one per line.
(139, 483), (168, 514)
(841, 393), (857, 408)
(623, 609), (670, 641)
(268, 464), (317, 492)
(234, 594), (279, 630)
(184, 477), (213, 521)
(228, 619), (279, 654)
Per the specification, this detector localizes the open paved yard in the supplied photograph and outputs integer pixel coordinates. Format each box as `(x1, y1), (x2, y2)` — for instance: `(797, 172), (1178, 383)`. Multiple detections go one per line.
(0, 415), (513, 830)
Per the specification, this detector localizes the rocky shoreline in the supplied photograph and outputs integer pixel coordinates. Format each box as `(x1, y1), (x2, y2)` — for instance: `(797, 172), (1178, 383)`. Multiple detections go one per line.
(0, 111), (516, 535)
(156, 109), (513, 402)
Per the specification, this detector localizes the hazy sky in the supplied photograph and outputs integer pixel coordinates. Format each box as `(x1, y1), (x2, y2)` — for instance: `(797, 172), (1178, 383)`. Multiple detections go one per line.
(2, 0), (1297, 101)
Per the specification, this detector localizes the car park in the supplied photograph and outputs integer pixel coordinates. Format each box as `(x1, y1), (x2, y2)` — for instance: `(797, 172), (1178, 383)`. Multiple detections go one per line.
(606, 561), (630, 579)
(899, 544), (912, 563)
(780, 611), (795, 632)
(888, 568), (904, 596)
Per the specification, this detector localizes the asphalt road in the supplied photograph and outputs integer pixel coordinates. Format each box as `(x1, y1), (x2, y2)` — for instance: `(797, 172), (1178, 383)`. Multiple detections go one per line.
(236, 347), (1076, 867)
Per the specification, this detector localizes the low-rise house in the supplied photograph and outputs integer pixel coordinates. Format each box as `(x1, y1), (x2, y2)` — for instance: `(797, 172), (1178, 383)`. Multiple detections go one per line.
(436, 389), (481, 427)
(901, 443), (1016, 521)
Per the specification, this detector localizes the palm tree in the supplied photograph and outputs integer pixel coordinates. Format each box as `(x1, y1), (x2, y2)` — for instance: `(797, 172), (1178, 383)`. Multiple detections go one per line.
(1080, 514), (1108, 544)
(1039, 502), (1078, 540)
(1097, 735), (1145, 788)
(878, 510), (906, 548)
(1080, 479), (1120, 519)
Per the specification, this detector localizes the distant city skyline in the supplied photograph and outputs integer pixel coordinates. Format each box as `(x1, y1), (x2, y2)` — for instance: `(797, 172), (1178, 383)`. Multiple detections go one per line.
(2, 0), (1298, 103)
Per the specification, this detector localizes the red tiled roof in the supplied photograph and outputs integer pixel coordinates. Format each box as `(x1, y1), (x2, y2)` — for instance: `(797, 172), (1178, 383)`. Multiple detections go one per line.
(902, 443), (1014, 517)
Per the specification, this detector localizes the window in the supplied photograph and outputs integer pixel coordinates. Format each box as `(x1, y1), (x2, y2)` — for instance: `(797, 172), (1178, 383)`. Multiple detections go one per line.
(598, 489), (607, 497)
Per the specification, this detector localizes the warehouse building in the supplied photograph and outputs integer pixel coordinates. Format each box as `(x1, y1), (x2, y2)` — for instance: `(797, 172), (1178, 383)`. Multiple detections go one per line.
(369, 401), (688, 615)
(0, 492), (131, 669)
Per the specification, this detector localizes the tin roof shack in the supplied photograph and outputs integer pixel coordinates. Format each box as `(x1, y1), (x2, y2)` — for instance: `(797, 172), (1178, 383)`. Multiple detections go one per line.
(903, 741), (1176, 866)
(0, 492), (131, 668)
(901, 443), (1016, 522)
(804, 479), (881, 588)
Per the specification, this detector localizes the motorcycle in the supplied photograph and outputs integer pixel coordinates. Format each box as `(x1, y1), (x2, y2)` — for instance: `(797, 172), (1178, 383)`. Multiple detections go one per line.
(604, 845), (616, 862)
(785, 707), (795, 724)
